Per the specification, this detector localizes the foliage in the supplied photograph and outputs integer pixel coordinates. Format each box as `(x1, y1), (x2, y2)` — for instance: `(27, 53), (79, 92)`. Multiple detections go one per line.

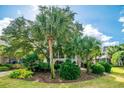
(54, 63), (61, 71)
(0, 63), (23, 70)
(0, 64), (14, 71)
(107, 46), (120, 59)
(11, 64), (23, 69)
(1, 6), (102, 78)
(23, 52), (51, 72)
(59, 60), (81, 80)
(91, 63), (105, 75)
(0, 66), (10, 71)
(99, 61), (112, 73)
(23, 53), (39, 71)
(81, 36), (101, 73)
(3, 64), (13, 68)
(9, 69), (33, 79)
(107, 44), (124, 66)
(111, 51), (124, 66)
(33, 62), (50, 72)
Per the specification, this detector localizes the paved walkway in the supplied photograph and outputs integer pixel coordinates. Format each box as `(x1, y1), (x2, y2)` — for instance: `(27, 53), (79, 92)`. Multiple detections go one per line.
(0, 71), (12, 77)
(109, 74), (124, 82)
(81, 68), (86, 70)
(105, 72), (124, 82)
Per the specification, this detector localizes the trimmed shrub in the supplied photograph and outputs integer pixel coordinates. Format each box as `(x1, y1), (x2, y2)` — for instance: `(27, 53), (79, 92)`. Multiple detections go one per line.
(34, 62), (50, 72)
(9, 69), (33, 79)
(99, 61), (112, 73)
(0, 64), (12, 71)
(91, 63), (105, 75)
(59, 60), (81, 80)
(0, 66), (10, 71)
(4, 64), (13, 68)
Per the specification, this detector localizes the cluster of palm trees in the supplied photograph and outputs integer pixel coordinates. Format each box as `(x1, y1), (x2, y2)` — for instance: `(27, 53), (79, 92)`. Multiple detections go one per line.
(0, 6), (101, 79)
(107, 44), (124, 66)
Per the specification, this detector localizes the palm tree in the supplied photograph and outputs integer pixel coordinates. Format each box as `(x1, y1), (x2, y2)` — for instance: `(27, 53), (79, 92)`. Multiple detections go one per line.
(35, 6), (77, 79)
(81, 36), (101, 73)
(107, 46), (120, 61)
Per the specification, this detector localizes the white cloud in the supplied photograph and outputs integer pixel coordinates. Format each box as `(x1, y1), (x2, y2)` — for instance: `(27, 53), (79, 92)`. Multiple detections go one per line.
(83, 24), (119, 46)
(102, 41), (119, 46)
(121, 29), (124, 32)
(119, 16), (124, 23)
(0, 17), (13, 36)
(32, 5), (39, 12)
(119, 16), (124, 32)
(83, 24), (112, 42)
(31, 5), (40, 20)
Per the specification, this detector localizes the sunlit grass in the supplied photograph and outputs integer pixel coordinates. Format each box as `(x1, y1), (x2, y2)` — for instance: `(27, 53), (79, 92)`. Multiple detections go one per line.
(111, 67), (124, 77)
(0, 67), (124, 88)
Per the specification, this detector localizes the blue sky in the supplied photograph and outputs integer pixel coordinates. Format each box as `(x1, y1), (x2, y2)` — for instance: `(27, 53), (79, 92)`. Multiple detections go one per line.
(0, 5), (124, 46)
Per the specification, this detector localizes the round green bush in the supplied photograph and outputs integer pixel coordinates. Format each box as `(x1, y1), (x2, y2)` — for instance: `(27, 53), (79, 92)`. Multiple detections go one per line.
(99, 61), (112, 73)
(59, 60), (81, 80)
(91, 63), (105, 75)
(9, 69), (33, 79)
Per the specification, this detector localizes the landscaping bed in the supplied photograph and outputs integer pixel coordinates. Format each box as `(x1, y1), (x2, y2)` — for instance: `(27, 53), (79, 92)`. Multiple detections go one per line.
(0, 67), (123, 88)
(29, 70), (100, 83)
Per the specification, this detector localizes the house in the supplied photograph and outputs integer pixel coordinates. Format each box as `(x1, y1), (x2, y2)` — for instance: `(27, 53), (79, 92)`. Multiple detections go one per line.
(0, 40), (10, 64)
(97, 46), (110, 62)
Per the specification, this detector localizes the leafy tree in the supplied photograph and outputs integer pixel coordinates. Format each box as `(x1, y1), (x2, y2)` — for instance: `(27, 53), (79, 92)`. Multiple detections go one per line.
(111, 51), (124, 66)
(1, 6), (102, 78)
(107, 46), (120, 60)
(2, 6), (83, 79)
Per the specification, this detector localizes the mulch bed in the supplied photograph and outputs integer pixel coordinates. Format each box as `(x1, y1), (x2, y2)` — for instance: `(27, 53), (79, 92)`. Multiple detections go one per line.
(28, 70), (101, 83)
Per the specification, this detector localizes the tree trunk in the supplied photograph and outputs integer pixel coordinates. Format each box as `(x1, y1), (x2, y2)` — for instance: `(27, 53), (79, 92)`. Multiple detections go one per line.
(86, 56), (91, 74)
(75, 55), (81, 67)
(46, 56), (50, 68)
(48, 37), (55, 79)
(93, 57), (96, 64)
(86, 61), (90, 73)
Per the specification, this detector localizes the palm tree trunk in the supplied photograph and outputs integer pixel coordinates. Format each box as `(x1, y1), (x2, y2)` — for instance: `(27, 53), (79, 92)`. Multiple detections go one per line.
(86, 61), (90, 73)
(48, 37), (55, 79)
(86, 56), (91, 74)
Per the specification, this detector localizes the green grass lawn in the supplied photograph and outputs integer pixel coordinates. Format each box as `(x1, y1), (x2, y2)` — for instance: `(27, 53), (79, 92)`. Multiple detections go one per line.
(0, 67), (124, 88)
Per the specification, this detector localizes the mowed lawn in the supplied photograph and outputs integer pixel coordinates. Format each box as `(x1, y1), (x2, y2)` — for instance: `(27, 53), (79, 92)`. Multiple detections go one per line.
(0, 67), (124, 88)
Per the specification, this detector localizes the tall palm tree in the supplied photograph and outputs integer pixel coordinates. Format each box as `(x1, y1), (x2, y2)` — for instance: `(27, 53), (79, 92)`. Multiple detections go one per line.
(35, 6), (77, 79)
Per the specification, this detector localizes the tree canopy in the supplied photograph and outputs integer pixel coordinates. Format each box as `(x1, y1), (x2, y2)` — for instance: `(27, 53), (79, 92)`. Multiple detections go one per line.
(1, 6), (102, 75)
(111, 51), (124, 66)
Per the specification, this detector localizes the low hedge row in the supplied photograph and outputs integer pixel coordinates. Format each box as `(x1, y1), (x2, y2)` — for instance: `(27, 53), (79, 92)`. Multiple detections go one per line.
(91, 61), (112, 75)
(0, 63), (23, 71)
